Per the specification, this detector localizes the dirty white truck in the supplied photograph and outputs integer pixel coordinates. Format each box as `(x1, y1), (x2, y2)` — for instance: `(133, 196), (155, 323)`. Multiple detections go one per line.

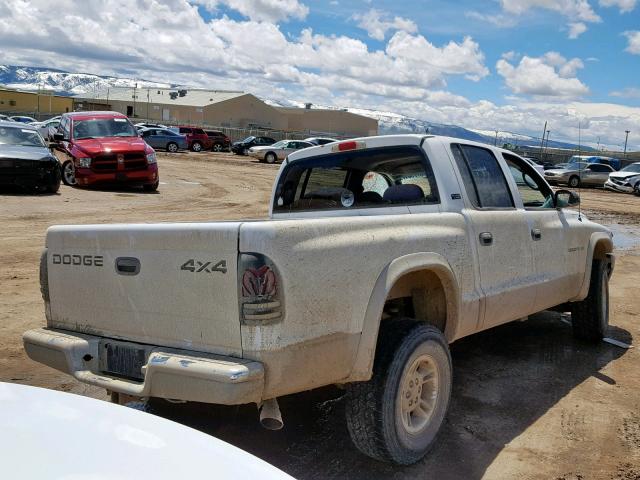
(24, 135), (614, 465)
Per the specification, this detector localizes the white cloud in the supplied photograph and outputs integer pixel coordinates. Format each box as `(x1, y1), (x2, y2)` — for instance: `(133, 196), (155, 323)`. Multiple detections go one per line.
(599, 0), (637, 12)
(496, 52), (589, 97)
(568, 22), (587, 39)
(499, 0), (601, 21)
(353, 9), (417, 41)
(473, 1), (602, 37)
(610, 87), (640, 98)
(0, 0), (488, 102)
(624, 31), (640, 54)
(192, 0), (308, 22)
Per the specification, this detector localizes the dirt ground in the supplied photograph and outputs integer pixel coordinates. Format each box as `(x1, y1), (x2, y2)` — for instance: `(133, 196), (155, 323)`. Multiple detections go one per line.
(1, 151), (639, 479)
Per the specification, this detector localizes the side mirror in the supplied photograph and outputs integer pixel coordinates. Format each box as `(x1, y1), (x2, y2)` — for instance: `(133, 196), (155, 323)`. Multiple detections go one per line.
(52, 132), (64, 142)
(555, 189), (580, 208)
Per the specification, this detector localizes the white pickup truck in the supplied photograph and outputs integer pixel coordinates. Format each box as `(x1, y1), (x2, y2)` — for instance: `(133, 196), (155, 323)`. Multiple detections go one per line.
(24, 135), (614, 465)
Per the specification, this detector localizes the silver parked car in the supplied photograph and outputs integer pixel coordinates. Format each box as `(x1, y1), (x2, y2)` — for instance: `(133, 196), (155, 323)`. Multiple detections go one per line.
(304, 137), (337, 146)
(544, 162), (614, 188)
(248, 139), (314, 163)
(31, 116), (61, 141)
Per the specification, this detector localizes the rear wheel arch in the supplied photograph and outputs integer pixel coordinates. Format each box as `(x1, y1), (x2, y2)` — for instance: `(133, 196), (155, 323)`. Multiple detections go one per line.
(347, 253), (460, 382)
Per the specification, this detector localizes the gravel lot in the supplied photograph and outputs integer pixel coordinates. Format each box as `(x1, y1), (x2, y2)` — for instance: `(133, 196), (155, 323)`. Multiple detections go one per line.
(1, 151), (639, 479)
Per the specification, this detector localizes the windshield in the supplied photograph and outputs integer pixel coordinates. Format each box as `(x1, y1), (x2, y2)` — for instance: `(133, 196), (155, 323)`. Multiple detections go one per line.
(73, 118), (137, 139)
(621, 163), (640, 173)
(560, 161), (588, 170)
(271, 140), (287, 148)
(242, 136), (255, 143)
(0, 126), (45, 147)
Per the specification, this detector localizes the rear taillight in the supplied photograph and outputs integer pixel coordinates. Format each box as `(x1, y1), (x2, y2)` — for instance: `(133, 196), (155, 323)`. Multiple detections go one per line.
(239, 253), (283, 323)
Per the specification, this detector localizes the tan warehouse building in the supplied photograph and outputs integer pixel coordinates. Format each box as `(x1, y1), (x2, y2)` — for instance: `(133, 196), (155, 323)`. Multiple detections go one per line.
(0, 86), (74, 116)
(74, 87), (377, 138)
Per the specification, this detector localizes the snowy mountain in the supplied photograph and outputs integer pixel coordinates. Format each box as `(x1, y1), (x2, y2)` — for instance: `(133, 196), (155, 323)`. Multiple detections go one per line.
(0, 65), (172, 96)
(1, 64), (590, 151)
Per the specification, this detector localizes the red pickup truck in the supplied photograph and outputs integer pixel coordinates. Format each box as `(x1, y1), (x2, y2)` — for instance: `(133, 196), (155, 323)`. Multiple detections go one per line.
(53, 112), (159, 191)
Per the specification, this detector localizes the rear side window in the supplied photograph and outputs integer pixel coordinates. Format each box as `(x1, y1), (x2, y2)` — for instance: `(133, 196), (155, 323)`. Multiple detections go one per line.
(589, 164), (611, 172)
(451, 144), (514, 209)
(273, 146), (439, 213)
(193, 128), (205, 134)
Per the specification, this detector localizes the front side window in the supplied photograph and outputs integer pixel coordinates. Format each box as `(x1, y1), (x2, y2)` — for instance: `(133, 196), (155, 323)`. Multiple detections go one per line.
(273, 146), (439, 213)
(503, 153), (553, 208)
(451, 144), (514, 209)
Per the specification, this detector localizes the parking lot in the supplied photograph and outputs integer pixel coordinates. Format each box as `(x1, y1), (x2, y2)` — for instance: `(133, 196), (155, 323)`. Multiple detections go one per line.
(1, 151), (639, 479)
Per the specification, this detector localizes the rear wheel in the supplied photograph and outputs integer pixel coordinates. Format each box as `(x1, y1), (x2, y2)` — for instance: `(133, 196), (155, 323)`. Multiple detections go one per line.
(166, 142), (178, 153)
(345, 321), (452, 465)
(571, 259), (610, 342)
(265, 152), (277, 164)
(568, 176), (580, 188)
(212, 143), (223, 152)
(61, 160), (76, 186)
(191, 141), (202, 152)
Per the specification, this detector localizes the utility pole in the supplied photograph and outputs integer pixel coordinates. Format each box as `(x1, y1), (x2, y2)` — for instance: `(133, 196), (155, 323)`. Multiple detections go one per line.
(542, 129), (551, 162)
(132, 82), (138, 118)
(540, 121), (547, 161)
(624, 130), (630, 158)
(494, 130), (499, 146)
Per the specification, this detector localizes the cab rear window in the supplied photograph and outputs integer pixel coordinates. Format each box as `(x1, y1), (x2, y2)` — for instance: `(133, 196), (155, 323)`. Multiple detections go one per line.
(273, 146), (439, 213)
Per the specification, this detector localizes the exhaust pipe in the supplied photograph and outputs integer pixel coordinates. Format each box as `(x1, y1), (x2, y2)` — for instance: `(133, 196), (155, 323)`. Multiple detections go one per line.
(259, 398), (283, 430)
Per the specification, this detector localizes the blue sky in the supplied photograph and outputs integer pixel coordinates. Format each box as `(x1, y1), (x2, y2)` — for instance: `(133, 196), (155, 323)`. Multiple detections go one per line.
(1, 0), (639, 148)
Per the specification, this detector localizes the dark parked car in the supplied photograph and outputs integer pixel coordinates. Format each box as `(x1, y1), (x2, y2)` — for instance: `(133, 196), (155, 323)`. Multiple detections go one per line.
(0, 121), (60, 193)
(231, 136), (276, 155)
(205, 130), (231, 152)
(139, 127), (188, 152)
(170, 126), (212, 152)
(10, 116), (37, 124)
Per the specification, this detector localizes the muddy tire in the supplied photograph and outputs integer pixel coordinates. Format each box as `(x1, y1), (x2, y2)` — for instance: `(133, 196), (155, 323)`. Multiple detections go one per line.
(571, 259), (610, 342)
(345, 320), (452, 465)
(568, 175), (580, 188)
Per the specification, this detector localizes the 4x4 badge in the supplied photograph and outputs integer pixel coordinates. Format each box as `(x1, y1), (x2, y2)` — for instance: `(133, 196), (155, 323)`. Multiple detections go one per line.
(180, 259), (227, 274)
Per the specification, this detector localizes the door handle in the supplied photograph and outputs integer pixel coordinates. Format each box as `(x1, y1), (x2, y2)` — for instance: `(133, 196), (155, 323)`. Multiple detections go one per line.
(479, 232), (493, 246)
(531, 228), (542, 241)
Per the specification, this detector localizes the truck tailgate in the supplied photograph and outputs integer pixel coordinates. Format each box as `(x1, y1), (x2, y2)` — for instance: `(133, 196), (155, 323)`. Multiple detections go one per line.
(45, 222), (242, 356)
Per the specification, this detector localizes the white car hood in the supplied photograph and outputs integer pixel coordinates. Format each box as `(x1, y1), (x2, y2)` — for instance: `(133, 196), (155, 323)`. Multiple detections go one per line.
(0, 383), (293, 480)
(609, 171), (640, 180)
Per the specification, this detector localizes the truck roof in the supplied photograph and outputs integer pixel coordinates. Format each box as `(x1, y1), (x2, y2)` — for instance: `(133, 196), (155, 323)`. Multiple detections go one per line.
(285, 134), (517, 164)
(64, 111), (128, 120)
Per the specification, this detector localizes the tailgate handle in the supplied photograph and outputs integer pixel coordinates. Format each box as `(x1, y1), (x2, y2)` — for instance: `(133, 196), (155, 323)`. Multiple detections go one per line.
(115, 257), (141, 276)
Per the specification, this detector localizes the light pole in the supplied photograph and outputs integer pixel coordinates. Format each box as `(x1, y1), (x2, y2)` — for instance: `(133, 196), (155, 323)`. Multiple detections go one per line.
(494, 130), (499, 146)
(624, 130), (630, 158)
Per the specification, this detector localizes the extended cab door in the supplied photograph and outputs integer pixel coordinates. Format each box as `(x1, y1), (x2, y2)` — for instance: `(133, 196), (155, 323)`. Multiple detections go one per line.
(501, 153), (575, 310)
(449, 143), (537, 329)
